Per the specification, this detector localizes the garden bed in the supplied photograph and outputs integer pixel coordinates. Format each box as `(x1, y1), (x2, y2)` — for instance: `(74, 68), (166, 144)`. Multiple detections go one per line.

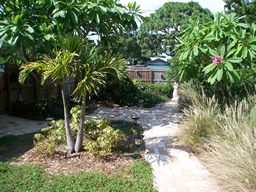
(0, 129), (145, 176)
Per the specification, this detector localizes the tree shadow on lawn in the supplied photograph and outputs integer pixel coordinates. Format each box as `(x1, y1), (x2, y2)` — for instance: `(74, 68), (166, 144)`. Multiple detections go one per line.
(0, 133), (35, 162)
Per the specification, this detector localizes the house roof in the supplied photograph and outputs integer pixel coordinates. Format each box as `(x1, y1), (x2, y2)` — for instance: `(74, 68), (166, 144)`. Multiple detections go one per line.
(144, 58), (170, 68)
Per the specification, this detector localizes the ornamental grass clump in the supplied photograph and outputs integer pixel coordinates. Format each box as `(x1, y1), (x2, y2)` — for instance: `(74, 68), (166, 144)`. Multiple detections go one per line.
(179, 83), (221, 149)
(204, 96), (256, 191)
(179, 83), (256, 191)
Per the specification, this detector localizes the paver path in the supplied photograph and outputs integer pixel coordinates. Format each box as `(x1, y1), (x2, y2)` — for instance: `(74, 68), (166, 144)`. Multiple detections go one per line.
(86, 101), (220, 192)
(0, 115), (46, 137)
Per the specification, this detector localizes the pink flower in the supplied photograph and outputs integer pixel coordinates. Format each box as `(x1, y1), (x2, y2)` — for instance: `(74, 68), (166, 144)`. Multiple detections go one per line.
(212, 55), (224, 66)
(220, 55), (224, 63)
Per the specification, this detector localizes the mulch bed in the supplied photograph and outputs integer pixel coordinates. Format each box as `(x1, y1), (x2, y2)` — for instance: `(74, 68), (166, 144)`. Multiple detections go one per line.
(0, 133), (145, 175)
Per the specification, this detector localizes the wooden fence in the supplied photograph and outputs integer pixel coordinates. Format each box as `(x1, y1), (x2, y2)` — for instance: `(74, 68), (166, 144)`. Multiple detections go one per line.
(0, 64), (76, 114)
(0, 71), (7, 114)
(128, 67), (169, 84)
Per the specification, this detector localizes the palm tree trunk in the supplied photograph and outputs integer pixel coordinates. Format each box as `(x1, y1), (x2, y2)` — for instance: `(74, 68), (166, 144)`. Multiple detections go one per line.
(61, 87), (75, 153)
(75, 93), (86, 152)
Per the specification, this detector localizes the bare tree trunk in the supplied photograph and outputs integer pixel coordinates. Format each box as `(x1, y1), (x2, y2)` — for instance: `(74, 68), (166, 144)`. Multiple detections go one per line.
(61, 87), (75, 153)
(75, 93), (86, 152)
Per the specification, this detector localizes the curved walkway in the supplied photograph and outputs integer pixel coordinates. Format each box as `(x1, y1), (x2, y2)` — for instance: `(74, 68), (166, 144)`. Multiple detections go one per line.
(0, 101), (219, 192)
(86, 101), (219, 192)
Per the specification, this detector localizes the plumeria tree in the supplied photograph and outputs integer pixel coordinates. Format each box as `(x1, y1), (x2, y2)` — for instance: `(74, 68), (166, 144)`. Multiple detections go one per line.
(0, 0), (143, 109)
(174, 12), (256, 94)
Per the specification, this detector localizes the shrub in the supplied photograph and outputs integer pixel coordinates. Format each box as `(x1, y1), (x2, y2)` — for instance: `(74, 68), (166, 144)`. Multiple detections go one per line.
(84, 119), (125, 157)
(95, 77), (172, 107)
(33, 107), (79, 156)
(84, 118), (110, 140)
(85, 126), (125, 157)
(133, 79), (173, 99)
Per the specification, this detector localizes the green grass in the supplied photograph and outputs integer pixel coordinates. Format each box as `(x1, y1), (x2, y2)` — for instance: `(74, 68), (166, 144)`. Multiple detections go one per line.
(0, 160), (157, 192)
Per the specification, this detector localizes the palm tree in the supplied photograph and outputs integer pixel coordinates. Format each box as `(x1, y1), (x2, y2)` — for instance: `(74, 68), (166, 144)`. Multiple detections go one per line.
(19, 51), (77, 153)
(57, 35), (128, 152)
(72, 49), (127, 152)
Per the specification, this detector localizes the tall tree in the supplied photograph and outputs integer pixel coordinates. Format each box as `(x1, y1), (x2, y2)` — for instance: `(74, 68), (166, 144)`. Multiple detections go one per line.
(137, 1), (213, 58)
(224, 0), (256, 24)
(114, 32), (149, 65)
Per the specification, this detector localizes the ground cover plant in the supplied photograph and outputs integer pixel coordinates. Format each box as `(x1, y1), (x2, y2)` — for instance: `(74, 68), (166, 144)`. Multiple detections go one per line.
(0, 159), (156, 192)
(178, 82), (256, 191)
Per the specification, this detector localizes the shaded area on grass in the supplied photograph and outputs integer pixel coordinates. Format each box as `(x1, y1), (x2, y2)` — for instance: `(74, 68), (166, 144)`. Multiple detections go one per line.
(0, 133), (34, 162)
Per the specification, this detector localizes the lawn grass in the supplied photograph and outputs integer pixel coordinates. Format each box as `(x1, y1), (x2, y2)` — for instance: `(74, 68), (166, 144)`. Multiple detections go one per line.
(0, 160), (157, 192)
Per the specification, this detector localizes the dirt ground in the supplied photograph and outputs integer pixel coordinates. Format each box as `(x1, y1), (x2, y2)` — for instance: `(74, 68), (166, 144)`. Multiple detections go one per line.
(0, 133), (145, 175)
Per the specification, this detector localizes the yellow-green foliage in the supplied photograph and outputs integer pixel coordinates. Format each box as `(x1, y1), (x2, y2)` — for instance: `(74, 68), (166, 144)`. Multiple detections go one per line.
(70, 105), (81, 134)
(85, 126), (124, 157)
(84, 118), (110, 140)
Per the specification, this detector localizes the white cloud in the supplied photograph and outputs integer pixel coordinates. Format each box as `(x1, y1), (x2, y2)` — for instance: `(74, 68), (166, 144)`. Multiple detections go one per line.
(120, 0), (225, 16)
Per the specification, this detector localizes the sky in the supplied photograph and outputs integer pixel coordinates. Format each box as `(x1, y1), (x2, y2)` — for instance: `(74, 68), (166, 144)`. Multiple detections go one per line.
(119, 0), (226, 16)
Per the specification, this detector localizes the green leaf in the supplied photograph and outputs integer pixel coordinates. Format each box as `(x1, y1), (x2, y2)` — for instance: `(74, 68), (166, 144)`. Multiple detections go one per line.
(235, 44), (243, 56)
(13, 14), (22, 24)
(204, 34), (215, 41)
(199, 46), (208, 54)
(224, 62), (233, 71)
(220, 46), (225, 56)
(237, 23), (249, 28)
(99, 6), (108, 13)
(216, 67), (223, 81)
(25, 26), (34, 33)
(227, 57), (242, 63)
(208, 70), (218, 85)
(228, 70), (240, 83)
(250, 44), (256, 51)
(70, 11), (78, 24)
(209, 48), (218, 56)
(203, 63), (216, 74)
(0, 33), (8, 47)
(248, 37), (256, 44)
(123, 13), (132, 21)
(227, 39), (237, 51)
(226, 49), (236, 58)
(96, 14), (100, 23)
(251, 23), (256, 34)
(193, 46), (198, 56)
(241, 47), (248, 59)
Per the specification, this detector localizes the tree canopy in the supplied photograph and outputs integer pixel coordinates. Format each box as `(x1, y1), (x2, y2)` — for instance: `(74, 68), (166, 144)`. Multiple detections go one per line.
(0, 0), (143, 64)
(137, 1), (213, 58)
(174, 12), (256, 85)
(114, 32), (149, 65)
(224, 0), (256, 24)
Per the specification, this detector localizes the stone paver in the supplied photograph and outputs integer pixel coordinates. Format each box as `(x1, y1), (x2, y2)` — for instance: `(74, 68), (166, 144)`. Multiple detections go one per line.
(0, 115), (46, 137)
(0, 99), (220, 191)
(85, 101), (219, 192)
